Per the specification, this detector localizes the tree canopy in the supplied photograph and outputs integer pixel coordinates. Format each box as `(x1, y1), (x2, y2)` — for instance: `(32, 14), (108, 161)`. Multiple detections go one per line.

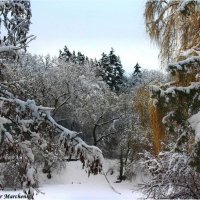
(145, 0), (200, 64)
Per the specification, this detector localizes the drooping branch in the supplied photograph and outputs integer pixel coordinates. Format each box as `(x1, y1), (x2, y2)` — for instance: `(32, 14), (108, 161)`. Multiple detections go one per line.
(145, 0), (200, 64)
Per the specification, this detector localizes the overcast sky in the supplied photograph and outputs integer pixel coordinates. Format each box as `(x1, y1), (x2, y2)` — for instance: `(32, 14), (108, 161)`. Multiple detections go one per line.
(28, 0), (160, 74)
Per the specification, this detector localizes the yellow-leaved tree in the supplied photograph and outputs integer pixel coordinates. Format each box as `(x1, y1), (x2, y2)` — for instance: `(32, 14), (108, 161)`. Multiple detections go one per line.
(141, 1), (200, 199)
(145, 0), (200, 154)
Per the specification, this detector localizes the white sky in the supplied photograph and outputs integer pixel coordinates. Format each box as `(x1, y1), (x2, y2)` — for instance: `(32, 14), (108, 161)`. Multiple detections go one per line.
(28, 0), (160, 74)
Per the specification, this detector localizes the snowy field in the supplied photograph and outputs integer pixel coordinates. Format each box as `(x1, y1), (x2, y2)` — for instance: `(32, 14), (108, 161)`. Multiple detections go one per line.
(0, 160), (144, 200)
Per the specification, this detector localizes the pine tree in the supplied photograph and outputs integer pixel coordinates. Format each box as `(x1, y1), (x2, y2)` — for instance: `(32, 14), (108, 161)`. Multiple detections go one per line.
(99, 52), (111, 85)
(133, 62), (141, 75)
(71, 51), (77, 63)
(77, 51), (85, 65)
(59, 47), (86, 65)
(99, 48), (124, 92)
(59, 46), (72, 62)
(131, 62), (142, 86)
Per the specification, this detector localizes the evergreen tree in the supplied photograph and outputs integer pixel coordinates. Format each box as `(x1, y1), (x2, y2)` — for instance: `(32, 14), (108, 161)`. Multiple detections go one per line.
(133, 62), (141, 75)
(131, 62), (142, 86)
(59, 47), (86, 65)
(99, 48), (124, 92)
(71, 51), (77, 63)
(77, 51), (85, 65)
(99, 52), (111, 84)
(59, 46), (72, 62)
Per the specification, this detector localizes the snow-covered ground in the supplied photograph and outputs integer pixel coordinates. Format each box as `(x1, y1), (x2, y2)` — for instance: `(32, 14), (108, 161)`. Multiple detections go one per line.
(0, 160), (144, 200)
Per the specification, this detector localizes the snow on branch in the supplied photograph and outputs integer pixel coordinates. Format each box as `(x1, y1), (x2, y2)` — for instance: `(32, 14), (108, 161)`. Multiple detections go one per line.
(150, 82), (200, 99)
(188, 111), (200, 142)
(0, 84), (103, 198)
(0, 95), (103, 163)
(167, 56), (200, 73)
(0, 0), (35, 59)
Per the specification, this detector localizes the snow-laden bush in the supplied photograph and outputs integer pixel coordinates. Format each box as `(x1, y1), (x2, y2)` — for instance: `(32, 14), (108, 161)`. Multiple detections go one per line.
(141, 151), (200, 199)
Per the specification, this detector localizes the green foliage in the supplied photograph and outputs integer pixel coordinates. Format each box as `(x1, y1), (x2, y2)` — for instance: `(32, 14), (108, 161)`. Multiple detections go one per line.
(133, 62), (141, 75)
(59, 46), (87, 65)
(99, 48), (124, 92)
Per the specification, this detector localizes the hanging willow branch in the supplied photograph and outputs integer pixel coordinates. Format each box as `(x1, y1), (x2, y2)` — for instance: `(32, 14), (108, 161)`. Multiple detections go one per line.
(145, 0), (200, 65)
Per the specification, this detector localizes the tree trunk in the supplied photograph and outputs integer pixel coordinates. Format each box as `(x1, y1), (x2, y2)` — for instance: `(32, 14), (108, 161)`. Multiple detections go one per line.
(92, 124), (98, 146)
(118, 148), (126, 182)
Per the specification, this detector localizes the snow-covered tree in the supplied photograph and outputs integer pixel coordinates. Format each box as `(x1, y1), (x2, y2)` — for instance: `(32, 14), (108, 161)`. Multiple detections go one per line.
(146, 0), (200, 155)
(59, 46), (72, 62)
(133, 63), (141, 75)
(128, 63), (143, 87)
(77, 51), (85, 65)
(9, 51), (148, 183)
(0, 1), (103, 198)
(99, 48), (124, 92)
(0, 0), (35, 59)
(9, 52), (121, 149)
(142, 0), (200, 198)
(59, 46), (87, 65)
